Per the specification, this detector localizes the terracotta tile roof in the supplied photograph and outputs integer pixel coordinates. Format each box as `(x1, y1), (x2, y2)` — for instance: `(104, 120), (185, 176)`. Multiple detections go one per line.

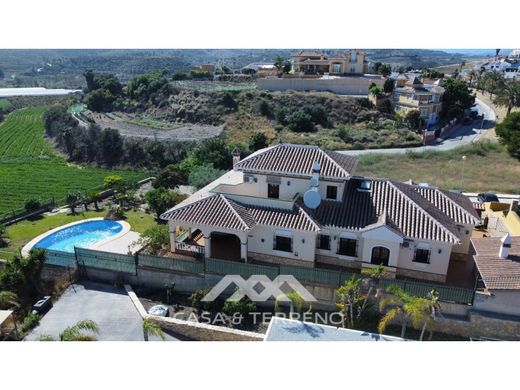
(161, 194), (254, 231)
(247, 204), (320, 232)
(161, 194), (319, 232)
(412, 186), (481, 225)
(300, 59), (330, 65)
(472, 237), (520, 289)
(302, 178), (461, 243)
(293, 50), (325, 58)
(233, 144), (358, 180)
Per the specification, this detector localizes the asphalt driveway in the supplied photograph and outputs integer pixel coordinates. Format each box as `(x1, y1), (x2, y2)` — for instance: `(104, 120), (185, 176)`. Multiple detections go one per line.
(26, 281), (177, 341)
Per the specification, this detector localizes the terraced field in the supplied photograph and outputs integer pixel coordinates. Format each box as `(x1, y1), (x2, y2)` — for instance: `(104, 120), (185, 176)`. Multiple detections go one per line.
(0, 107), (147, 217)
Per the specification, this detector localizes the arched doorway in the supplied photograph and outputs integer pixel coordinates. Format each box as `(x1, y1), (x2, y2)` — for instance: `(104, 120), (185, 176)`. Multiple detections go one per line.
(210, 232), (241, 261)
(371, 246), (390, 267)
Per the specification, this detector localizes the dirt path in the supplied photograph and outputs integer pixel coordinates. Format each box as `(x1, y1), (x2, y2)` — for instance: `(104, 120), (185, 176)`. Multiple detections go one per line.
(85, 111), (223, 141)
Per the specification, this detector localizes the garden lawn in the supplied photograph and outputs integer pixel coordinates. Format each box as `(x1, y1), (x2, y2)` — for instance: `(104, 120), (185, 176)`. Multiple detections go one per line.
(1, 209), (157, 261)
(356, 141), (520, 194)
(0, 107), (147, 216)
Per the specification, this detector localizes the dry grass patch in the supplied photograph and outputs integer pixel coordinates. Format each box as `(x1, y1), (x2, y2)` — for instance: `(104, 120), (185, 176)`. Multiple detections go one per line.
(356, 141), (520, 193)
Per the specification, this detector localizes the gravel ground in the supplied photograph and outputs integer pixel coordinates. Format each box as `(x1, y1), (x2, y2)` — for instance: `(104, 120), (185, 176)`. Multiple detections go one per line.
(86, 112), (223, 141)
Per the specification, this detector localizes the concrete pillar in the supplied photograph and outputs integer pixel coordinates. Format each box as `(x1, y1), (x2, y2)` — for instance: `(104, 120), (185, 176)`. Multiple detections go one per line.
(204, 235), (211, 258)
(169, 225), (176, 252)
(241, 241), (248, 263)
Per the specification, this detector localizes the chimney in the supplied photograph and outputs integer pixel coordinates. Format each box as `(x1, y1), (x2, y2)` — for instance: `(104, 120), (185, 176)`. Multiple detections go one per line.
(499, 233), (512, 259)
(232, 147), (241, 168)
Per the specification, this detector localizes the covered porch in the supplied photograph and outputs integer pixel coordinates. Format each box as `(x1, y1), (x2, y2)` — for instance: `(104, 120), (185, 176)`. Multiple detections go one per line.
(170, 224), (248, 262)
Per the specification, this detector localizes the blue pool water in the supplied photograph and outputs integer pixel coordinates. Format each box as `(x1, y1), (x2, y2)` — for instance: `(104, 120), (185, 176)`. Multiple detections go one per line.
(34, 220), (124, 253)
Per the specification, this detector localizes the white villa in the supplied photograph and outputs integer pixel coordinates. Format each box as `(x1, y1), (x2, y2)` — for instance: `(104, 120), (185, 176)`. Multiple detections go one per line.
(161, 144), (480, 283)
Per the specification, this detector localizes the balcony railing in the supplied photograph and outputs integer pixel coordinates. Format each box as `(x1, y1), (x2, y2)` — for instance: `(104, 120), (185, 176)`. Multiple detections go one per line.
(175, 242), (205, 255)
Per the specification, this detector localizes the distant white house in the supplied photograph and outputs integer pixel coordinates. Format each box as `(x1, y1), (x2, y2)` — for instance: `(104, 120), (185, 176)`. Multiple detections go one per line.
(475, 59), (512, 73)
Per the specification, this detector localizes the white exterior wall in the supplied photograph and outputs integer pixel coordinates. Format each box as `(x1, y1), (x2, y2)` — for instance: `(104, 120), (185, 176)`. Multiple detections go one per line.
(215, 173), (345, 202)
(257, 76), (384, 96)
(396, 239), (453, 278)
(316, 227), (361, 264)
(360, 227), (403, 267)
(247, 225), (316, 263)
(452, 223), (473, 255)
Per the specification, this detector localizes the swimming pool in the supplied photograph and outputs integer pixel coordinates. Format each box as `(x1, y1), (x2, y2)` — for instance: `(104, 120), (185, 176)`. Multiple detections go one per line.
(33, 219), (125, 253)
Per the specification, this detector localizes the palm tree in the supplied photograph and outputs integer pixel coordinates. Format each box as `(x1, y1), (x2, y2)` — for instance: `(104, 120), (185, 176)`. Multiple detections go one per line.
(379, 285), (441, 340)
(0, 291), (19, 309)
(66, 192), (79, 214)
(483, 72), (505, 99)
(418, 290), (441, 341)
(89, 191), (102, 211)
(40, 320), (99, 341)
(359, 264), (388, 316)
(275, 291), (310, 316)
(467, 69), (478, 87)
(142, 318), (165, 341)
(494, 81), (520, 116)
(336, 276), (363, 328)
(378, 285), (409, 338)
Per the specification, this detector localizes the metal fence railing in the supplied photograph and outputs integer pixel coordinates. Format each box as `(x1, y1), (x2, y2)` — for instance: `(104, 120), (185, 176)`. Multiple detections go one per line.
(139, 253), (204, 274)
(279, 264), (343, 286)
(75, 247), (136, 275)
(41, 247), (475, 305)
(44, 249), (76, 268)
(379, 278), (475, 304)
(206, 258), (279, 279)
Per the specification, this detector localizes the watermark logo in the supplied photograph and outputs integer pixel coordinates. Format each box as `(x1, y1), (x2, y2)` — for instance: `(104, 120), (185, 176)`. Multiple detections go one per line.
(201, 275), (317, 303)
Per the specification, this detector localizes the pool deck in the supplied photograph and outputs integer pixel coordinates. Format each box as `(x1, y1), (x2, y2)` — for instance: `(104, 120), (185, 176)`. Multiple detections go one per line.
(21, 217), (141, 257)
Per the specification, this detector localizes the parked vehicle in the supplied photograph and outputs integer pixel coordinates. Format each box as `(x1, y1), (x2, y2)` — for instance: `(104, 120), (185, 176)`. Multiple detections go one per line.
(32, 296), (53, 314)
(477, 193), (499, 203)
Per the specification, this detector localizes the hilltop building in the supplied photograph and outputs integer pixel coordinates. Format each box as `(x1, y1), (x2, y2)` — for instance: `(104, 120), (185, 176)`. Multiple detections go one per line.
(291, 50), (368, 75)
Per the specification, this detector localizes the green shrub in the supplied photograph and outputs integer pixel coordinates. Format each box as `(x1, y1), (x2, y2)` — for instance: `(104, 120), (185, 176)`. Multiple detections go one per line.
(24, 199), (42, 212)
(258, 99), (272, 117)
(287, 110), (314, 132)
(249, 132), (268, 152)
(139, 225), (170, 254)
(188, 164), (225, 189)
(222, 295), (256, 317)
(20, 312), (40, 333)
(189, 287), (219, 313)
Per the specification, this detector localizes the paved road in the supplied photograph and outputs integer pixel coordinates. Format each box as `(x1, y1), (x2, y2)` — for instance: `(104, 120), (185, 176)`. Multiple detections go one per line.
(338, 98), (495, 156)
(26, 281), (178, 341)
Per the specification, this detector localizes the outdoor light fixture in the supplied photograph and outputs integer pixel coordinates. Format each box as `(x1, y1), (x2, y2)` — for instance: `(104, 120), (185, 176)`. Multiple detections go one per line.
(438, 248), (442, 254)
(287, 181), (291, 186)
(302, 238), (305, 243)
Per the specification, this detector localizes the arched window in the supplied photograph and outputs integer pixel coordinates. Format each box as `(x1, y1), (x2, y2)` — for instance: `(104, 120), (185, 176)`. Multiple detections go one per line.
(371, 246), (390, 266)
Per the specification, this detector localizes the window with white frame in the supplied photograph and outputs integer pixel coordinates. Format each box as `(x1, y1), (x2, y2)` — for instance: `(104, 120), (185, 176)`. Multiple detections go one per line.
(413, 244), (431, 264)
(338, 235), (357, 257)
(317, 234), (331, 250)
(274, 231), (292, 252)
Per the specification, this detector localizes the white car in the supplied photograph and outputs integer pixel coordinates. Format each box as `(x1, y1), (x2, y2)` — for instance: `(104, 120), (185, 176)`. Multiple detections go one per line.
(148, 304), (169, 317)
